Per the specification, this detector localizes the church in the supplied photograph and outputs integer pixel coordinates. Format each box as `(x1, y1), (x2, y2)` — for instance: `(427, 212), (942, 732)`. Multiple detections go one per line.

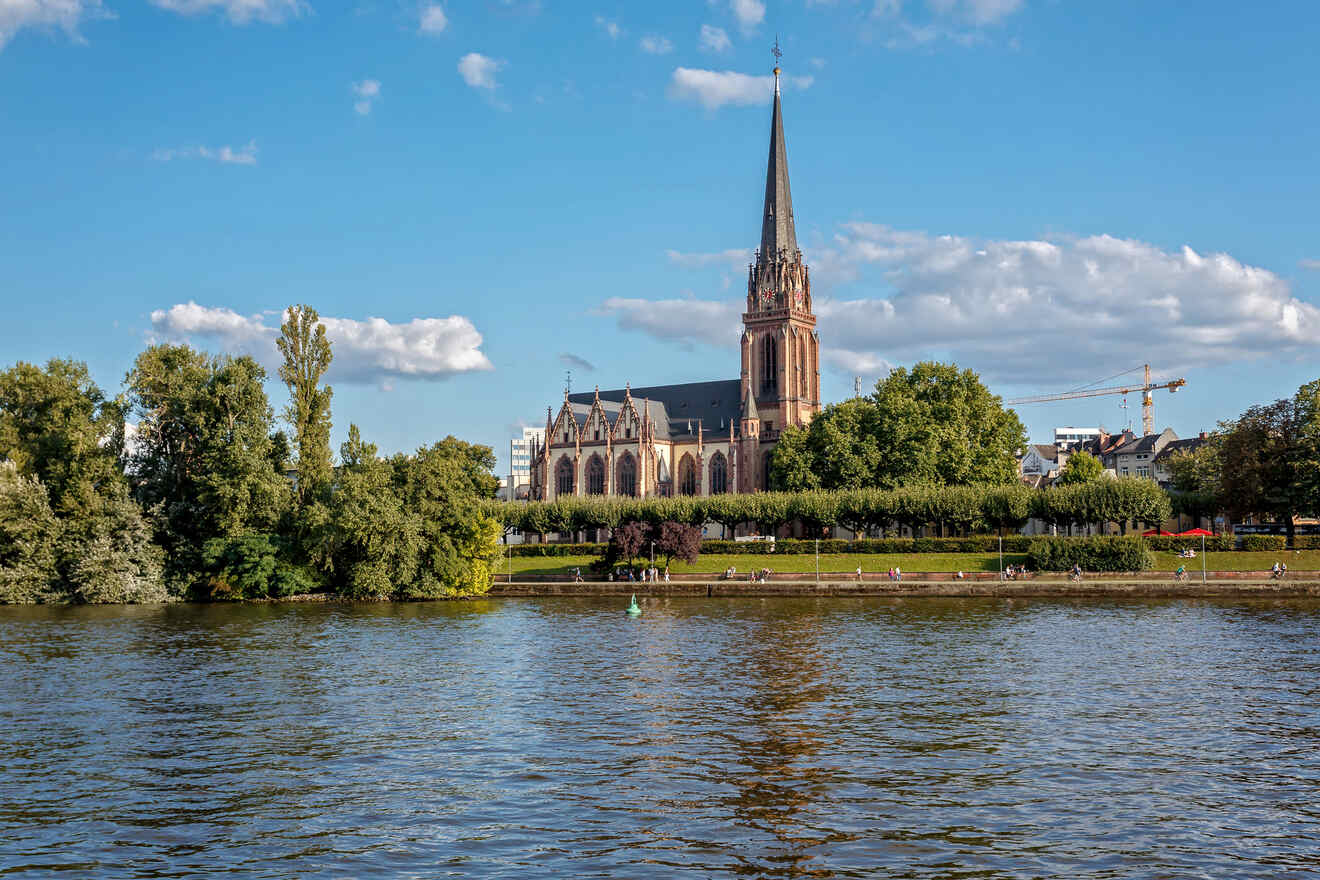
(529, 61), (821, 500)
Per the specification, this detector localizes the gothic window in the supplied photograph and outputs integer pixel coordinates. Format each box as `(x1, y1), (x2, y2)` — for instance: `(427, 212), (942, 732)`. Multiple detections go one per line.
(594, 428), (600, 441)
(587, 456), (605, 495)
(761, 334), (778, 396)
(678, 455), (696, 496)
(617, 453), (637, 497)
(556, 458), (574, 496)
(709, 452), (728, 495)
(799, 338), (808, 397)
(763, 452), (774, 491)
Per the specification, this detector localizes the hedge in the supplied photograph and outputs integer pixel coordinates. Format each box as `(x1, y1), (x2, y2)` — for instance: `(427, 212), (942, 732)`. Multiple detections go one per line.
(1241, 535), (1287, 552)
(1026, 536), (1151, 572)
(1145, 535), (1235, 552)
(511, 536), (1034, 556)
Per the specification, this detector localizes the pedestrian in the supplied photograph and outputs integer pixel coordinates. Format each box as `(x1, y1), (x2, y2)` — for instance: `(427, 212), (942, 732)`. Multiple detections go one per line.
(664, 567), (670, 583)
(894, 565), (901, 583)
(857, 565), (863, 581)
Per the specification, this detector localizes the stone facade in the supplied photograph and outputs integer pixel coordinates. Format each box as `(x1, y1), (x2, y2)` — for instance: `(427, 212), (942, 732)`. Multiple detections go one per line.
(529, 67), (820, 500)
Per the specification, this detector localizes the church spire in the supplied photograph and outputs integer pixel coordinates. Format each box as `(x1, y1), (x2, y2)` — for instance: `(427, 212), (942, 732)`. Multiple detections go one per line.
(760, 39), (796, 260)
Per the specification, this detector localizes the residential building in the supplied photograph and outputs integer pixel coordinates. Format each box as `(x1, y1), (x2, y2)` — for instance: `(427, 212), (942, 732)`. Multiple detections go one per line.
(1020, 444), (1069, 479)
(1108, 428), (1178, 478)
(509, 427), (544, 495)
(1153, 433), (1208, 487)
(1053, 426), (1101, 449)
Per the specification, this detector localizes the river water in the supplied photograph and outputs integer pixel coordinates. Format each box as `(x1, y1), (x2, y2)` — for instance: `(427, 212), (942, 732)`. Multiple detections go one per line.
(2, 597), (1318, 879)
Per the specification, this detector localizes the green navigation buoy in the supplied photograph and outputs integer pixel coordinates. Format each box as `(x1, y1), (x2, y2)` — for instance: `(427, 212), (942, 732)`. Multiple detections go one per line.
(626, 594), (642, 616)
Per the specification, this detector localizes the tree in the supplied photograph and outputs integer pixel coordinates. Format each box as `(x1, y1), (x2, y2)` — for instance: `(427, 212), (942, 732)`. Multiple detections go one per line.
(654, 521), (701, 568)
(871, 362), (1026, 487)
(1055, 450), (1104, 485)
(767, 425), (819, 491)
(64, 484), (165, 604)
(0, 467), (61, 604)
(126, 345), (290, 591)
(393, 437), (501, 597)
(1220, 393), (1314, 543)
(0, 359), (127, 518)
(277, 305), (334, 507)
(327, 425), (421, 598)
(608, 521), (650, 569)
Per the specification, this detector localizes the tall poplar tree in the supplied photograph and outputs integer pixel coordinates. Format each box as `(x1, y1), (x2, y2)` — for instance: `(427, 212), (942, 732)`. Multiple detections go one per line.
(277, 304), (334, 507)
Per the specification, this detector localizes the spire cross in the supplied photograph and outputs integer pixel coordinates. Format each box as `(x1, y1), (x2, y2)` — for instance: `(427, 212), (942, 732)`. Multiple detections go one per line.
(772, 36), (782, 94)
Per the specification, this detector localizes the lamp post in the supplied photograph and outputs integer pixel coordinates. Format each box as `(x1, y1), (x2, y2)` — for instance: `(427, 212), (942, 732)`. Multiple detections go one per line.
(650, 540), (655, 580)
(1202, 532), (1207, 584)
(815, 538), (820, 585)
(998, 535), (1003, 580)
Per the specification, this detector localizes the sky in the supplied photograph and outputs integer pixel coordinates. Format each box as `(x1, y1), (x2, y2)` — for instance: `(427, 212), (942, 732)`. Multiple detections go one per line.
(3, 0), (1320, 477)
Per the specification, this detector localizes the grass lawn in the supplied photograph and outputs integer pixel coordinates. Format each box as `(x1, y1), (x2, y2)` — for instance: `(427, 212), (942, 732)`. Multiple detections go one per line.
(496, 549), (1320, 578)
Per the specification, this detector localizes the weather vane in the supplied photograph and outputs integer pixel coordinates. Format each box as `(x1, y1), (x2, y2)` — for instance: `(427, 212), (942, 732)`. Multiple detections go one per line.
(772, 36), (782, 66)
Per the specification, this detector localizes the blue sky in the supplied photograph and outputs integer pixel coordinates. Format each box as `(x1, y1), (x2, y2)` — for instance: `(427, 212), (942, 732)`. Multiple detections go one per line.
(3, 0), (1319, 476)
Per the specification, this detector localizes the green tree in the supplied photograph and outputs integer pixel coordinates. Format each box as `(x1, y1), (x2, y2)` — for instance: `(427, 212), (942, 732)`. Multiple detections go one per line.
(768, 424), (819, 491)
(0, 359), (127, 518)
(276, 305), (334, 507)
(0, 467), (61, 604)
(871, 362), (1027, 487)
(64, 484), (166, 604)
(327, 425), (421, 598)
(1220, 393), (1313, 543)
(1055, 450), (1105, 485)
(126, 345), (289, 591)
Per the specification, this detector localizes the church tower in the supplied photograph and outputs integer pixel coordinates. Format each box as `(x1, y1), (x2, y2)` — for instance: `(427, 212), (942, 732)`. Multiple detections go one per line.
(740, 52), (820, 439)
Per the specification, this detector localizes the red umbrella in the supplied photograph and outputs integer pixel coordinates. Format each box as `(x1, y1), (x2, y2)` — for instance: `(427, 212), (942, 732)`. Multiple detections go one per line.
(1178, 528), (1214, 536)
(1142, 529), (1177, 536)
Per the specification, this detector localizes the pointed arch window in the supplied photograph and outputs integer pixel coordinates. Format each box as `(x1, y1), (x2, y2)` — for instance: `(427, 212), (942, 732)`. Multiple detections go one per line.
(678, 455), (696, 496)
(761, 334), (778, 396)
(587, 456), (605, 495)
(709, 452), (728, 495)
(799, 337), (808, 397)
(617, 453), (637, 497)
(556, 458), (575, 496)
(762, 452), (774, 492)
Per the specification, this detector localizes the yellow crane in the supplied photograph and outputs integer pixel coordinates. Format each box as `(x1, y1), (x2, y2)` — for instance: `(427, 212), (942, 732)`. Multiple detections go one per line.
(1005, 365), (1187, 437)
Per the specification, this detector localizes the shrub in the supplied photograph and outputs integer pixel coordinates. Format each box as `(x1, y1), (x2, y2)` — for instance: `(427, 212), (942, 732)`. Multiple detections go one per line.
(1144, 535), (1235, 552)
(1291, 536), (1320, 550)
(1241, 535), (1287, 552)
(1027, 536), (1151, 572)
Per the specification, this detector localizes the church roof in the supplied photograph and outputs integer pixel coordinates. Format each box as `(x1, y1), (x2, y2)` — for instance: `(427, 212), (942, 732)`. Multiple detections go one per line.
(568, 379), (742, 437)
(759, 69), (797, 258)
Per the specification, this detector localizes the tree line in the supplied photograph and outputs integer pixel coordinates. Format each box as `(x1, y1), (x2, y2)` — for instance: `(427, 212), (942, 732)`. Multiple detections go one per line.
(484, 478), (1173, 541)
(0, 305), (501, 604)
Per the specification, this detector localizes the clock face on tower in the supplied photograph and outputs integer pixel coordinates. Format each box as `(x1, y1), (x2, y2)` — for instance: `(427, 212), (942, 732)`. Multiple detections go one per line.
(793, 289), (804, 309)
(760, 289), (776, 307)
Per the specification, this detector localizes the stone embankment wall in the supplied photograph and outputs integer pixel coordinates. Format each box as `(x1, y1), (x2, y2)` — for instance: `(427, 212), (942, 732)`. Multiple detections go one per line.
(489, 576), (1320, 599)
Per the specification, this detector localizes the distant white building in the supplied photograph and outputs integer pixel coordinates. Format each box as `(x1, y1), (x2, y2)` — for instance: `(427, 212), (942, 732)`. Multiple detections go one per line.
(508, 427), (544, 497)
(1054, 426), (1101, 449)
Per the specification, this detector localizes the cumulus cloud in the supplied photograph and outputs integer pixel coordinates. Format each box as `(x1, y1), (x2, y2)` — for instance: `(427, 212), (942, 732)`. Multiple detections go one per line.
(729, 0), (763, 32)
(0, 0), (108, 49)
(639, 34), (672, 54)
(1300, 259), (1320, 271)
(351, 78), (380, 115)
(150, 302), (493, 382)
(457, 52), (502, 89)
(151, 140), (258, 165)
(559, 352), (597, 372)
(666, 248), (751, 269)
(418, 3), (446, 33)
(596, 297), (740, 349)
(929, 0), (1024, 25)
(148, 0), (306, 24)
(606, 224), (1320, 385)
(669, 67), (813, 110)
(593, 14), (620, 40)
(698, 24), (730, 52)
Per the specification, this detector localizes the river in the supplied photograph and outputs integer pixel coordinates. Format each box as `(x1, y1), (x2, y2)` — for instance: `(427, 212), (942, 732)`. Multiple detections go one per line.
(2, 597), (1318, 878)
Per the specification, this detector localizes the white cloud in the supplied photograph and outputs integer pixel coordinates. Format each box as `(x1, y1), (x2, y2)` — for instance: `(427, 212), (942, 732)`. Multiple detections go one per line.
(418, 3), (446, 33)
(639, 34), (672, 54)
(0, 0), (108, 49)
(666, 248), (750, 269)
(351, 78), (380, 115)
(151, 140), (258, 165)
(698, 24), (730, 52)
(931, 0), (1023, 25)
(669, 67), (813, 110)
(593, 14), (620, 40)
(596, 297), (740, 348)
(607, 224), (1320, 386)
(1300, 259), (1320, 271)
(457, 52), (502, 89)
(147, 0), (306, 24)
(149, 302), (494, 382)
(729, 0), (763, 32)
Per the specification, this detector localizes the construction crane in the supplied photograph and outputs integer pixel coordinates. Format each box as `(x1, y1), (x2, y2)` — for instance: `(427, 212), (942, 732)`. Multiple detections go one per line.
(1005, 364), (1187, 436)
